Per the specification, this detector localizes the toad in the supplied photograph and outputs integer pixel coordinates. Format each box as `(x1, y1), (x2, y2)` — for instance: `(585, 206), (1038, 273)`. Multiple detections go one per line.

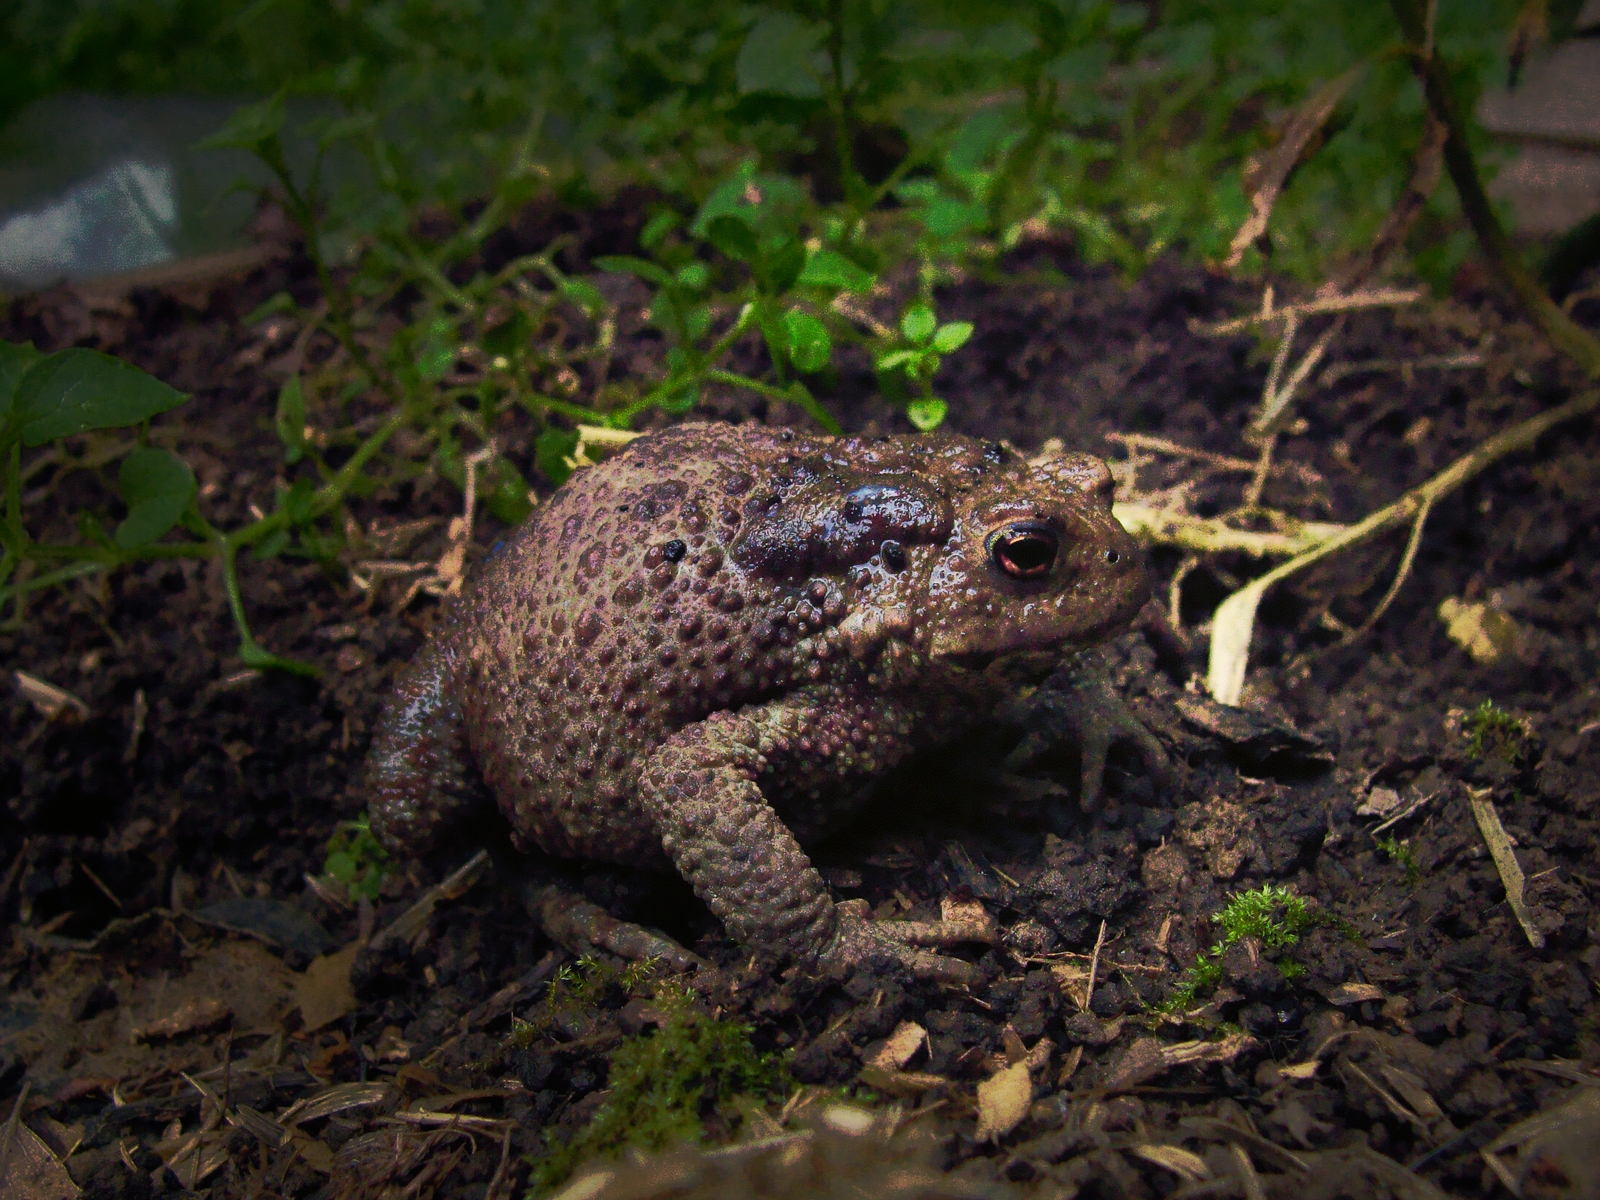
(367, 423), (1164, 980)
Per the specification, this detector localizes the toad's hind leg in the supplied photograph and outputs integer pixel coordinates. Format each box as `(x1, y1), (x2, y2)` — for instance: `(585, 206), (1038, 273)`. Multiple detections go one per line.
(366, 638), (485, 856)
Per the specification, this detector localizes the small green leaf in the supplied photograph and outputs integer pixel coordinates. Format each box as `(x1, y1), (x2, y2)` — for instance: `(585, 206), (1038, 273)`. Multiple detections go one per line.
(281, 477), (317, 525)
(196, 92), (287, 153)
(17, 349), (188, 446)
(754, 238), (806, 296)
(482, 310), (533, 359)
(486, 460), (533, 525)
(705, 214), (759, 262)
(559, 277), (605, 317)
(900, 303), (936, 345)
(275, 376), (307, 465)
(536, 428), (578, 486)
(324, 850), (357, 883)
(874, 349), (918, 372)
(675, 262), (709, 292)
(116, 447), (197, 548)
(797, 248), (874, 293)
(592, 255), (674, 287)
(783, 309), (831, 373)
(416, 317), (455, 383)
(736, 12), (826, 98)
(0, 340), (41, 425)
(931, 321), (974, 354)
(253, 528), (291, 560)
(685, 304), (712, 342)
(906, 397), (948, 431)
(641, 210), (682, 248)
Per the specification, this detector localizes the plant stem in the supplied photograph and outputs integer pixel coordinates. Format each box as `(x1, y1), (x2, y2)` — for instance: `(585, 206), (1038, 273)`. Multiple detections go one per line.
(1389, 0), (1600, 377)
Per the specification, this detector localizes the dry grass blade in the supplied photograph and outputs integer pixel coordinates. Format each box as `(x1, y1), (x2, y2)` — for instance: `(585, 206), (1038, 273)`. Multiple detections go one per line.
(1207, 387), (1599, 704)
(1226, 65), (1367, 270)
(1195, 287), (1423, 335)
(1467, 788), (1546, 950)
(1114, 504), (1346, 558)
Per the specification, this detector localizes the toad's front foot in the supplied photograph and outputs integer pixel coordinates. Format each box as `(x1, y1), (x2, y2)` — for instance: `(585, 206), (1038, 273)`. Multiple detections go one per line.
(1001, 661), (1173, 812)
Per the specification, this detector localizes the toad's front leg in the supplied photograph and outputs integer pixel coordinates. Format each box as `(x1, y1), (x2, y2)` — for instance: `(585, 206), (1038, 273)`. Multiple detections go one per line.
(638, 692), (984, 985)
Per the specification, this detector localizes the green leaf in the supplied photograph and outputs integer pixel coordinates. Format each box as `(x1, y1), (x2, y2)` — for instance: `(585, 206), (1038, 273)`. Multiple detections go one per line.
(900, 303), (936, 345)
(874, 349), (919, 372)
(559, 277), (605, 318)
(0, 340), (41, 425)
(196, 92), (287, 153)
(116, 447), (197, 548)
(783, 309), (831, 373)
(675, 262), (709, 292)
(16, 350), (188, 446)
(416, 317), (455, 383)
(906, 397), (948, 431)
(536, 427), (579, 486)
(275, 375), (308, 465)
(754, 238), (806, 296)
(932, 321), (974, 354)
(593, 255), (674, 287)
(281, 477), (317, 526)
(736, 12), (826, 98)
(705, 214), (759, 262)
(482, 310), (533, 359)
(640, 210), (681, 248)
(918, 195), (986, 239)
(796, 248), (874, 293)
(324, 850), (357, 883)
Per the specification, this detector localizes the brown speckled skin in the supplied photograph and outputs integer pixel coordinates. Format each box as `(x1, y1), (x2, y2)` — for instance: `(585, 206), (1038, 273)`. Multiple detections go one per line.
(367, 423), (1149, 972)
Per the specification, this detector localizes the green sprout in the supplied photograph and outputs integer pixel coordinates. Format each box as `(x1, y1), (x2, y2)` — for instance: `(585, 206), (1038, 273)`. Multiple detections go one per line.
(1376, 835), (1422, 884)
(321, 816), (392, 904)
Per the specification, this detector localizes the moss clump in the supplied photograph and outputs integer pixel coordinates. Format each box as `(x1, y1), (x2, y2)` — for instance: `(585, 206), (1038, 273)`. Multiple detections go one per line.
(1463, 699), (1530, 764)
(1376, 835), (1422, 884)
(321, 815), (391, 902)
(524, 965), (789, 1195)
(1158, 885), (1335, 1013)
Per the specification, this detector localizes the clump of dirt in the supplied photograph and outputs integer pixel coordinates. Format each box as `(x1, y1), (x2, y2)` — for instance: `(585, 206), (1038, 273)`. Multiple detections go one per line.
(1, 204), (1597, 1200)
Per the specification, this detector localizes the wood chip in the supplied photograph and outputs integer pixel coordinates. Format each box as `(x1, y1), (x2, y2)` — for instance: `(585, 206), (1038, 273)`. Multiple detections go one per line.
(280, 1081), (395, 1126)
(131, 998), (230, 1042)
(1129, 1142), (1211, 1182)
(1325, 982), (1386, 1005)
(14, 671), (90, 722)
(294, 944), (359, 1033)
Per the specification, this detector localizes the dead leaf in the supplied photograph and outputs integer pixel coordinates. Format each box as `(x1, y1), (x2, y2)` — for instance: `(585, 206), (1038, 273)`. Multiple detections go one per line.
(0, 1121), (80, 1199)
(1483, 1086), (1600, 1198)
(973, 1061), (1032, 1142)
(14, 671), (90, 722)
(131, 997), (231, 1042)
(1130, 1143), (1211, 1182)
(1439, 596), (1529, 664)
(295, 944), (360, 1033)
(864, 1021), (927, 1071)
(855, 1066), (950, 1098)
(1325, 983), (1386, 1006)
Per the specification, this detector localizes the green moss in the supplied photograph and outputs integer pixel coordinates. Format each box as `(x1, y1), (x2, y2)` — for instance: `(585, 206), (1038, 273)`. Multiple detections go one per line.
(1376, 835), (1422, 884)
(1464, 700), (1530, 764)
(1158, 885), (1338, 1013)
(321, 815), (391, 903)
(522, 963), (789, 1196)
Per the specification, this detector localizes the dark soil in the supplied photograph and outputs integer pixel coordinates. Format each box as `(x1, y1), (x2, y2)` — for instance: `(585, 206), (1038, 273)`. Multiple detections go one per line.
(2, 201), (1598, 1200)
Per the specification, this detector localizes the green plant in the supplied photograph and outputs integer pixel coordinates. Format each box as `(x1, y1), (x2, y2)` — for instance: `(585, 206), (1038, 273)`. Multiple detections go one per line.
(0, 340), (327, 669)
(1376, 835), (1422, 884)
(321, 815), (393, 903)
(1463, 699), (1530, 764)
(517, 958), (789, 1195)
(1159, 884), (1333, 1012)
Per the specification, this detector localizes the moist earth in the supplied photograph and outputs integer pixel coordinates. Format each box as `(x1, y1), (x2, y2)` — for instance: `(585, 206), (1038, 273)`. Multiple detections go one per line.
(0, 201), (1597, 1199)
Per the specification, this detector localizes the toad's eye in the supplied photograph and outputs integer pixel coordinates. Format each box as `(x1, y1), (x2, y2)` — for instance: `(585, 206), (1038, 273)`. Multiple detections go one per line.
(987, 522), (1058, 580)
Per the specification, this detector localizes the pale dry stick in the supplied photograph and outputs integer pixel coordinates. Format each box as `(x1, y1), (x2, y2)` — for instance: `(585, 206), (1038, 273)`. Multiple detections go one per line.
(1081, 919), (1108, 1014)
(1169, 555), (1200, 630)
(1195, 286), (1424, 336)
(1114, 503), (1346, 558)
(1467, 788), (1546, 950)
(1207, 387), (1600, 704)
(1252, 317), (1344, 440)
(1319, 350), (1484, 389)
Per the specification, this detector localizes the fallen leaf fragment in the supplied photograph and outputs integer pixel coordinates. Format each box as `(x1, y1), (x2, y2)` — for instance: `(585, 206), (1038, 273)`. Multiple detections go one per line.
(1130, 1142), (1211, 1182)
(865, 1021), (927, 1071)
(0, 1120), (80, 1199)
(1468, 788), (1546, 950)
(974, 1061), (1032, 1142)
(854, 1066), (950, 1098)
(1438, 596), (1526, 664)
(1105, 1033), (1256, 1093)
(1324, 982), (1386, 1006)
(14, 671), (90, 722)
(295, 943), (360, 1033)
(1482, 1086), (1600, 1198)
(132, 997), (231, 1042)
(280, 1081), (395, 1126)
